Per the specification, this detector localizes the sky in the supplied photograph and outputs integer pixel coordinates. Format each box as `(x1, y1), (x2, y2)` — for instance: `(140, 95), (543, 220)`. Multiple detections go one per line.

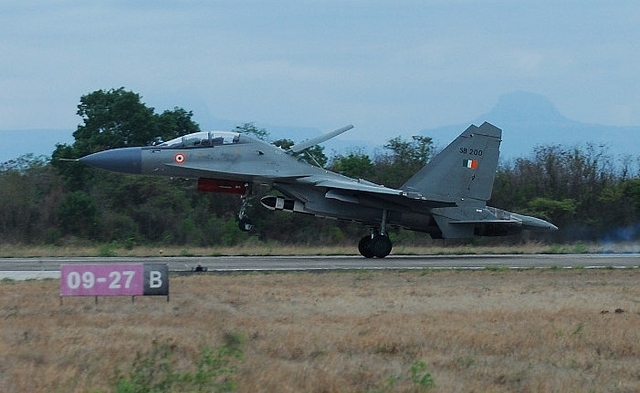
(2, 1), (640, 158)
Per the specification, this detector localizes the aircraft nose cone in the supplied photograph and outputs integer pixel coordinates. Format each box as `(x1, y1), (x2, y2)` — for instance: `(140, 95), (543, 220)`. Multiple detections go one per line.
(79, 147), (142, 174)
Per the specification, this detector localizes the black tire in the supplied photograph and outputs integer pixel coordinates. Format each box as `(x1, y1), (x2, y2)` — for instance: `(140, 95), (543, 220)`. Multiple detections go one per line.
(370, 235), (392, 258)
(238, 217), (253, 232)
(358, 235), (375, 258)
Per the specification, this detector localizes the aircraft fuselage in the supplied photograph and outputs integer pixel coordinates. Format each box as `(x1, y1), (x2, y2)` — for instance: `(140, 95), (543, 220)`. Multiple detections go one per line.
(79, 124), (558, 258)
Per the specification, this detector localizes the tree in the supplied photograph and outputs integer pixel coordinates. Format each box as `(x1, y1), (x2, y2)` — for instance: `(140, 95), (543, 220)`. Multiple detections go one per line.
(54, 87), (200, 158)
(73, 88), (158, 155)
(525, 197), (576, 223)
(58, 191), (99, 238)
(273, 138), (328, 168)
(0, 155), (64, 243)
(329, 150), (375, 179)
(384, 135), (433, 168)
(234, 122), (269, 140)
(157, 107), (200, 142)
(374, 135), (433, 187)
(492, 142), (624, 241)
(52, 88), (200, 192)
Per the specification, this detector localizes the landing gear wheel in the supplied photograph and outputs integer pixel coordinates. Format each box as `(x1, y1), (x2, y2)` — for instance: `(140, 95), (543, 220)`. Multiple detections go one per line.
(358, 236), (375, 258)
(358, 234), (392, 258)
(370, 234), (392, 258)
(238, 216), (253, 232)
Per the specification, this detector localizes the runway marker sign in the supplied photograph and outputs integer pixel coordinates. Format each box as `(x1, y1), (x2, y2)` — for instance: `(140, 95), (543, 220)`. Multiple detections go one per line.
(60, 264), (168, 299)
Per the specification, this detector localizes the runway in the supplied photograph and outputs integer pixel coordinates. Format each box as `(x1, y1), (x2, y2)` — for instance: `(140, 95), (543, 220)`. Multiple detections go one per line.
(1, 254), (639, 280)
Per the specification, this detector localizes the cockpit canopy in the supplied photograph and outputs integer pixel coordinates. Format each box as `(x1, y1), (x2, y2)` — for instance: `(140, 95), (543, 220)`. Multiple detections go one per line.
(156, 131), (240, 148)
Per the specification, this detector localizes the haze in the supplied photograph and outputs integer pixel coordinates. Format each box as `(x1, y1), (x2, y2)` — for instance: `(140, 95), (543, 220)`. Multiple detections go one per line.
(2, 1), (639, 161)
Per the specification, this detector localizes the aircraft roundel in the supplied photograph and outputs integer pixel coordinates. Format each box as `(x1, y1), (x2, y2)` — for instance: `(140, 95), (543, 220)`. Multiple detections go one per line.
(174, 153), (186, 164)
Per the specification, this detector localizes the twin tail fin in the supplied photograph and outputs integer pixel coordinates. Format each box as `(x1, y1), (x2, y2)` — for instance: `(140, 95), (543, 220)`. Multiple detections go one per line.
(401, 122), (502, 204)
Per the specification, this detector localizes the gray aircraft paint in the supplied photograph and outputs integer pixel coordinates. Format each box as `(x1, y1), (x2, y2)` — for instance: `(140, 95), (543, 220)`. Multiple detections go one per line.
(80, 123), (557, 258)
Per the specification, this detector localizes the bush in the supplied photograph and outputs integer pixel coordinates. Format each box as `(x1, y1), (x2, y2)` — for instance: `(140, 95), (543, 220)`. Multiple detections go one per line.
(112, 335), (244, 393)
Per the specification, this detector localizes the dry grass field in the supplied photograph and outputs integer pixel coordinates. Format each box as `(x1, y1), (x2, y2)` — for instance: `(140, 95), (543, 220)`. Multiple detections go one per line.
(2, 268), (640, 392)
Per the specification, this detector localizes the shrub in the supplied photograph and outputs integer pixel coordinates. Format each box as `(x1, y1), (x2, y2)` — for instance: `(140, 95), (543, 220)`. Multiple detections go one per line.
(112, 335), (244, 393)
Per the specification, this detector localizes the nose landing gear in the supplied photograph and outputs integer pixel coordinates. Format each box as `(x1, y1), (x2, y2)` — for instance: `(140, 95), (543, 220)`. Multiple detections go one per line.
(237, 183), (254, 232)
(238, 215), (253, 232)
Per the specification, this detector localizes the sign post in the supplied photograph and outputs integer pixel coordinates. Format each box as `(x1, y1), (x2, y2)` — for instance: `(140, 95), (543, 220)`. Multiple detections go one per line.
(60, 263), (169, 303)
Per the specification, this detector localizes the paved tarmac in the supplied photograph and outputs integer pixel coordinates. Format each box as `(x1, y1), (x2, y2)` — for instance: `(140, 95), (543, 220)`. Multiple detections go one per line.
(0, 254), (639, 280)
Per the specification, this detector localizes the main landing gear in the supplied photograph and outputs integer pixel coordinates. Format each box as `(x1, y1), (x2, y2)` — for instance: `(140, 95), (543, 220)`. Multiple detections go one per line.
(237, 189), (392, 257)
(358, 209), (392, 258)
(358, 232), (392, 258)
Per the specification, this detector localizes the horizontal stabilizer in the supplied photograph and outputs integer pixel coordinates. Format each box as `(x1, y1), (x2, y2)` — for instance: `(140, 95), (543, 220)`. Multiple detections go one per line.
(451, 219), (521, 225)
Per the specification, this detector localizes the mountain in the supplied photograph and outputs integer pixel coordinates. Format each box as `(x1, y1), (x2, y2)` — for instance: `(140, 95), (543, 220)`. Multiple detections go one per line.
(2, 92), (639, 164)
(421, 91), (640, 161)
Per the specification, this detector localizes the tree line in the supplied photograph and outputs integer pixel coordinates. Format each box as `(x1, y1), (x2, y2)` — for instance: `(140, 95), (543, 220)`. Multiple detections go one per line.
(1, 88), (639, 247)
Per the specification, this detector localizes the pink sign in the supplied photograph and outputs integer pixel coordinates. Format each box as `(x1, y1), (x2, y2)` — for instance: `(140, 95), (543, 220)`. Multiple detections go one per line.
(60, 264), (144, 296)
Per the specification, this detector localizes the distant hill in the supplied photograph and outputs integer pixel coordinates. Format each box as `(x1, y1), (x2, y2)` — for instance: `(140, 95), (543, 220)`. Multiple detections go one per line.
(421, 91), (640, 161)
(2, 91), (639, 164)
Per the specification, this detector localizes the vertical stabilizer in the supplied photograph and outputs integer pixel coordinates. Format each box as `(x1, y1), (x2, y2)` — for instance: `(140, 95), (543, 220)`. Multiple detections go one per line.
(401, 122), (502, 204)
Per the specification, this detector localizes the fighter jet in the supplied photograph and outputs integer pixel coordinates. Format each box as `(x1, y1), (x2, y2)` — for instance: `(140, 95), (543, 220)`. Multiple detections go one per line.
(79, 122), (557, 258)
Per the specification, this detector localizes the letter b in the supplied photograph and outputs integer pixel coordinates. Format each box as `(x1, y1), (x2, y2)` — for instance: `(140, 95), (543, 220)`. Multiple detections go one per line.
(150, 271), (162, 288)
(143, 264), (169, 296)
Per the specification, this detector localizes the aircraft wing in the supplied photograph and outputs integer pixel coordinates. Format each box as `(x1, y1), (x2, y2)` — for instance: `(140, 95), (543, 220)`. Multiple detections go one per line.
(293, 175), (457, 209)
(297, 176), (403, 195)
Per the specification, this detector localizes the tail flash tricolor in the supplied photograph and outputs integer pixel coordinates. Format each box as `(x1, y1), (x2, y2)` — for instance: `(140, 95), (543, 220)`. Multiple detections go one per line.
(463, 159), (478, 169)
